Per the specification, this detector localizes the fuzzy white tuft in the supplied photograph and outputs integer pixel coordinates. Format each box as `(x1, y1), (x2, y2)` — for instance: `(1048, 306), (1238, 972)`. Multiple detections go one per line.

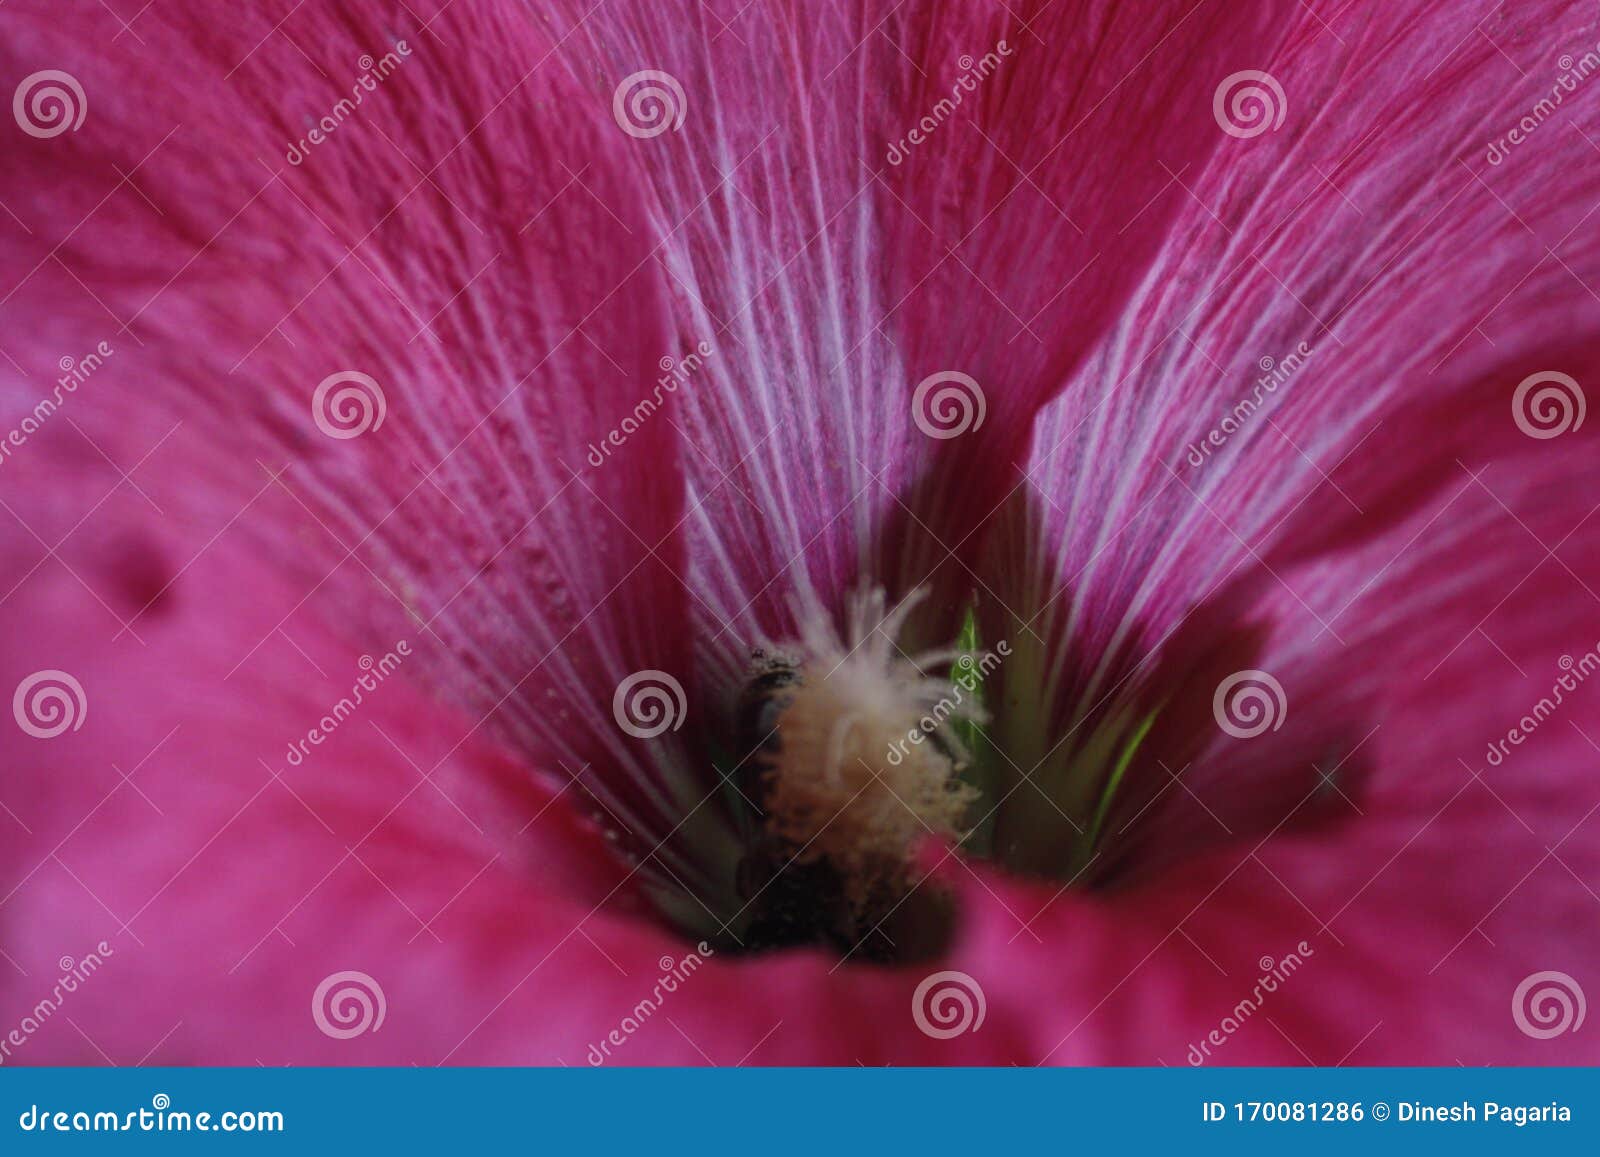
(762, 589), (979, 914)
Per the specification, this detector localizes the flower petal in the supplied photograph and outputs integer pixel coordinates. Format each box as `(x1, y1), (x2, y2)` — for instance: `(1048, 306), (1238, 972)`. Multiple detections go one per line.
(541, 2), (1297, 663)
(0, 518), (642, 1062)
(980, 0), (1600, 866)
(7, 490), (1593, 1066)
(6, 0), (1598, 1068)
(0, 0), (745, 909)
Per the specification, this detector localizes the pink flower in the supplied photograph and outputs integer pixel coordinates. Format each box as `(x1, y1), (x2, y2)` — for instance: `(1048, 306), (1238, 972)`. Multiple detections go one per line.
(2, 0), (1598, 1065)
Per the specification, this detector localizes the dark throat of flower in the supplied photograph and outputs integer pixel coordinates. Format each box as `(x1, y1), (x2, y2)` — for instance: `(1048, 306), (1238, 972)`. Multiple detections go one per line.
(723, 590), (984, 962)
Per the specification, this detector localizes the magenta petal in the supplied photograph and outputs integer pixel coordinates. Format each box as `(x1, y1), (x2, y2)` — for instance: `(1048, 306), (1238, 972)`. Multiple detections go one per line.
(0, 528), (647, 1063)
(4, 0), (1598, 1068)
(540, 1), (1272, 657)
(963, 0), (1600, 1059)
(982, 0), (1600, 834)
(877, 0), (1290, 486)
(0, 1), (750, 908)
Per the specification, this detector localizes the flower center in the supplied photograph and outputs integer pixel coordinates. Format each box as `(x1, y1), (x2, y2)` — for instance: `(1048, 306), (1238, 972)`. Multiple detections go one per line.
(731, 590), (978, 959)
